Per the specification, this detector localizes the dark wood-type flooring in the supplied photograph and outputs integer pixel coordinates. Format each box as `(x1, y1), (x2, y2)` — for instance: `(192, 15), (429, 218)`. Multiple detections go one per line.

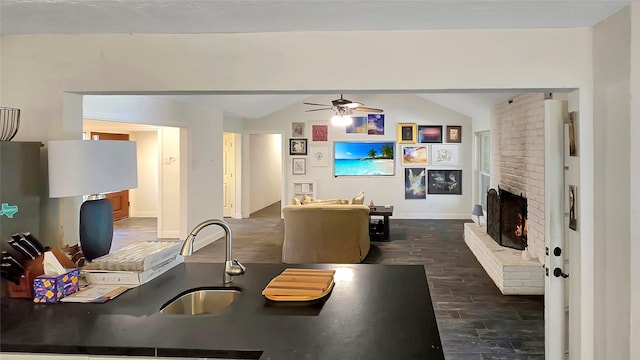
(113, 202), (544, 360)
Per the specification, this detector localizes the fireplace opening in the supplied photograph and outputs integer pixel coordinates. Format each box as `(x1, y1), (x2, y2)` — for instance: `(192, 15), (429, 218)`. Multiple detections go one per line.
(487, 187), (528, 250)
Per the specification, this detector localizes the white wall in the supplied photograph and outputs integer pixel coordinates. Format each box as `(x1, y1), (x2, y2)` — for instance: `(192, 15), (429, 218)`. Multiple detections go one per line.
(159, 127), (180, 238)
(248, 133), (282, 214)
(630, 4), (640, 360)
(593, 7), (632, 360)
(83, 95), (224, 248)
(129, 130), (158, 217)
(246, 93), (473, 218)
(0, 26), (629, 357)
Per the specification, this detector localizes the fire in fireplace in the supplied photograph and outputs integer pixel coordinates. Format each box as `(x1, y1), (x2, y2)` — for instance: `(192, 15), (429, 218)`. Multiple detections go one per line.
(487, 187), (528, 250)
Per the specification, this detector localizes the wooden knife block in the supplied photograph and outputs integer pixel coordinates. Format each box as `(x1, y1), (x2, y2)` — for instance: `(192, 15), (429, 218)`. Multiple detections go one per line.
(6, 249), (75, 299)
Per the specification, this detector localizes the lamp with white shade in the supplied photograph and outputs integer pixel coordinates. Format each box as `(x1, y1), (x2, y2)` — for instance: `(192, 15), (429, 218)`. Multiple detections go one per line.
(48, 140), (138, 261)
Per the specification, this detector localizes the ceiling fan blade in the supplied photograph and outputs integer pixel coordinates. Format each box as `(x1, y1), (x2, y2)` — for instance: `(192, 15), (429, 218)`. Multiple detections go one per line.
(305, 108), (332, 112)
(303, 102), (331, 107)
(354, 106), (384, 113)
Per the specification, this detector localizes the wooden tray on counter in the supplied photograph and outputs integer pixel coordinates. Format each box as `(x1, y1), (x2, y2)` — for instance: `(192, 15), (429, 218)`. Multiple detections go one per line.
(262, 268), (335, 301)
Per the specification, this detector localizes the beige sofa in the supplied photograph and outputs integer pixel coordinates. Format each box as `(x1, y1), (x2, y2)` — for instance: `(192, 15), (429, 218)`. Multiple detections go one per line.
(282, 204), (371, 264)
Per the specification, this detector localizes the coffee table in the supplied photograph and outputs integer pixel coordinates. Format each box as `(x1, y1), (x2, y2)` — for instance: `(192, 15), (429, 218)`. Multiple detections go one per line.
(368, 206), (394, 241)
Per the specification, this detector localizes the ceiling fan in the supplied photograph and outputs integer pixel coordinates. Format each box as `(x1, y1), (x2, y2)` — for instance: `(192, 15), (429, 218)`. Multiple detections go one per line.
(303, 95), (384, 126)
(303, 94), (384, 114)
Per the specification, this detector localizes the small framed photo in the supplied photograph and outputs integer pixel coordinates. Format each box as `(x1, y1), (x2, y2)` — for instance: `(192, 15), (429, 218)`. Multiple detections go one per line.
(368, 114), (385, 135)
(569, 112), (577, 156)
(427, 169), (462, 195)
(311, 124), (329, 142)
(418, 125), (443, 143)
(397, 123), (417, 144)
(292, 158), (306, 175)
(401, 145), (428, 166)
(569, 185), (577, 230)
(432, 144), (458, 166)
(289, 138), (308, 155)
(446, 126), (462, 143)
(309, 146), (329, 167)
(292, 122), (305, 137)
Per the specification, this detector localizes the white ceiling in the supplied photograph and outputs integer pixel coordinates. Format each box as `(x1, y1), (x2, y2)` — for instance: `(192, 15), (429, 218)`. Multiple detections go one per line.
(2, 0), (630, 119)
(0, 1), (631, 35)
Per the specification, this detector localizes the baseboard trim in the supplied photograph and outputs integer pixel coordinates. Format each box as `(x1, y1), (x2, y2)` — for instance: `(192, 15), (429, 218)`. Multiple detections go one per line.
(129, 211), (158, 218)
(192, 228), (225, 252)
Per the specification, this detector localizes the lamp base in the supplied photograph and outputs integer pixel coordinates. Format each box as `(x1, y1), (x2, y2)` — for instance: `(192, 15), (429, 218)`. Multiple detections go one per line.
(79, 198), (113, 262)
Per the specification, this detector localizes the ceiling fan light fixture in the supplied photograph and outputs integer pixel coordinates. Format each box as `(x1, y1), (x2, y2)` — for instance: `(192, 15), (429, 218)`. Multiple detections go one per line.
(331, 114), (353, 127)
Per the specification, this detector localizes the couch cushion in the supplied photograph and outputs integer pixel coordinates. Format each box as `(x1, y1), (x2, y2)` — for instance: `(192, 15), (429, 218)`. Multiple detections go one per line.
(352, 191), (365, 205)
(292, 197), (302, 205)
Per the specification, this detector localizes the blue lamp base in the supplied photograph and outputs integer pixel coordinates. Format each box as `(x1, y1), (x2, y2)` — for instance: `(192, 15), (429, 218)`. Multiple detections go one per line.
(79, 198), (113, 262)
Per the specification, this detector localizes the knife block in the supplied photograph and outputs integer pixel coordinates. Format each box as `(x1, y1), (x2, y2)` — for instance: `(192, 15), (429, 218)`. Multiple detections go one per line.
(6, 249), (75, 299)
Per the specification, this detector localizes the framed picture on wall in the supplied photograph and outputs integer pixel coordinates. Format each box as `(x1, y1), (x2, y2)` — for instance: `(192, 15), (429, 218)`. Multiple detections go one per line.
(292, 122), (305, 137)
(289, 138), (308, 155)
(309, 146), (329, 167)
(432, 144), (458, 166)
(311, 123), (329, 142)
(292, 158), (306, 175)
(397, 123), (417, 144)
(346, 116), (368, 134)
(569, 112), (577, 156)
(368, 114), (385, 135)
(405, 168), (426, 199)
(418, 125), (443, 143)
(401, 145), (428, 166)
(569, 185), (577, 230)
(446, 126), (462, 143)
(427, 169), (462, 195)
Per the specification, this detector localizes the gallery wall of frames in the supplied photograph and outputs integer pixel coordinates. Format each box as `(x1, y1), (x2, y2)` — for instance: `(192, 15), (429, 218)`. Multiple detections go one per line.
(288, 116), (464, 201)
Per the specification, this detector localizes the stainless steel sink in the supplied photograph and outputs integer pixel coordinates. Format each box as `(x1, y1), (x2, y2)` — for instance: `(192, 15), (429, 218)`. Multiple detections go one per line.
(160, 287), (241, 315)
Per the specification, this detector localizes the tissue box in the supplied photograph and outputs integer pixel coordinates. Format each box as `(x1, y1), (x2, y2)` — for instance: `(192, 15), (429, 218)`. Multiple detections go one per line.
(33, 268), (80, 303)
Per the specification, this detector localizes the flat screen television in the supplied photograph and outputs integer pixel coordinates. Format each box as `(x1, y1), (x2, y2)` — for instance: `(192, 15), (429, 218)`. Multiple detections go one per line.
(333, 141), (395, 176)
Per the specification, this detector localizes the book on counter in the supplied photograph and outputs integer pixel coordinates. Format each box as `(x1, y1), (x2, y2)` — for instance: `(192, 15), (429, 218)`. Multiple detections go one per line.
(82, 255), (183, 285)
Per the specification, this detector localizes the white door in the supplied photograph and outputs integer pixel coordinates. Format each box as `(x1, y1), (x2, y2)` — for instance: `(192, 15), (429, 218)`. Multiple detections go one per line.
(223, 133), (235, 218)
(544, 99), (570, 359)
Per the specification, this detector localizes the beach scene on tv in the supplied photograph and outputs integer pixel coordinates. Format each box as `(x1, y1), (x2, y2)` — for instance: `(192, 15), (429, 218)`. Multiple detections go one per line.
(334, 141), (395, 176)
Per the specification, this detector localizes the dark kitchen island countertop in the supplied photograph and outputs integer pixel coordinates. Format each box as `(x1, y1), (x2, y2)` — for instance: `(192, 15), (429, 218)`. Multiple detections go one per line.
(1, 263), (444, 359)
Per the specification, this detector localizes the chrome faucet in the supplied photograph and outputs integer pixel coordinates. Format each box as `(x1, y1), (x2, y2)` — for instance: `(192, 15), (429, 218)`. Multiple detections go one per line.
(180, 219), (246, 284)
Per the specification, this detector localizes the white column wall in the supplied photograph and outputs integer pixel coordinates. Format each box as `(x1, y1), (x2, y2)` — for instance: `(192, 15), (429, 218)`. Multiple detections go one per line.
(593, 7), (632, 360)
(129, 130), (159, 217)
(630, 3), (640, 359)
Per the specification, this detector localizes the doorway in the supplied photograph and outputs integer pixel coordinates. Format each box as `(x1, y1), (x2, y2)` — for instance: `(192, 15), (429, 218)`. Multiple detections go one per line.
(83, 119), (182, 247)
(90, 131), (131, 221)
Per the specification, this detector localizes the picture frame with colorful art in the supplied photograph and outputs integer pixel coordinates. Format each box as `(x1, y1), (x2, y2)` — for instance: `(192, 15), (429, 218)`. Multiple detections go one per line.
(311, 123), (329, 142)
(401, 145), (428, 166)
(405, 168), (426, 199)
(397, 123), (417, 144)
(427, 169), (462, 195)
(368, 114), (385, 135)
(289, 138), (308, 155)
(418, 125), (443, 143)
(292, 158), (306, 175)
(446, 126), (462, 143)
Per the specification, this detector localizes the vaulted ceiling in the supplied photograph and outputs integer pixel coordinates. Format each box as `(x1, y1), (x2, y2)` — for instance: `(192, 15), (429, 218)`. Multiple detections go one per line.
(2, 0), (631, 119)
